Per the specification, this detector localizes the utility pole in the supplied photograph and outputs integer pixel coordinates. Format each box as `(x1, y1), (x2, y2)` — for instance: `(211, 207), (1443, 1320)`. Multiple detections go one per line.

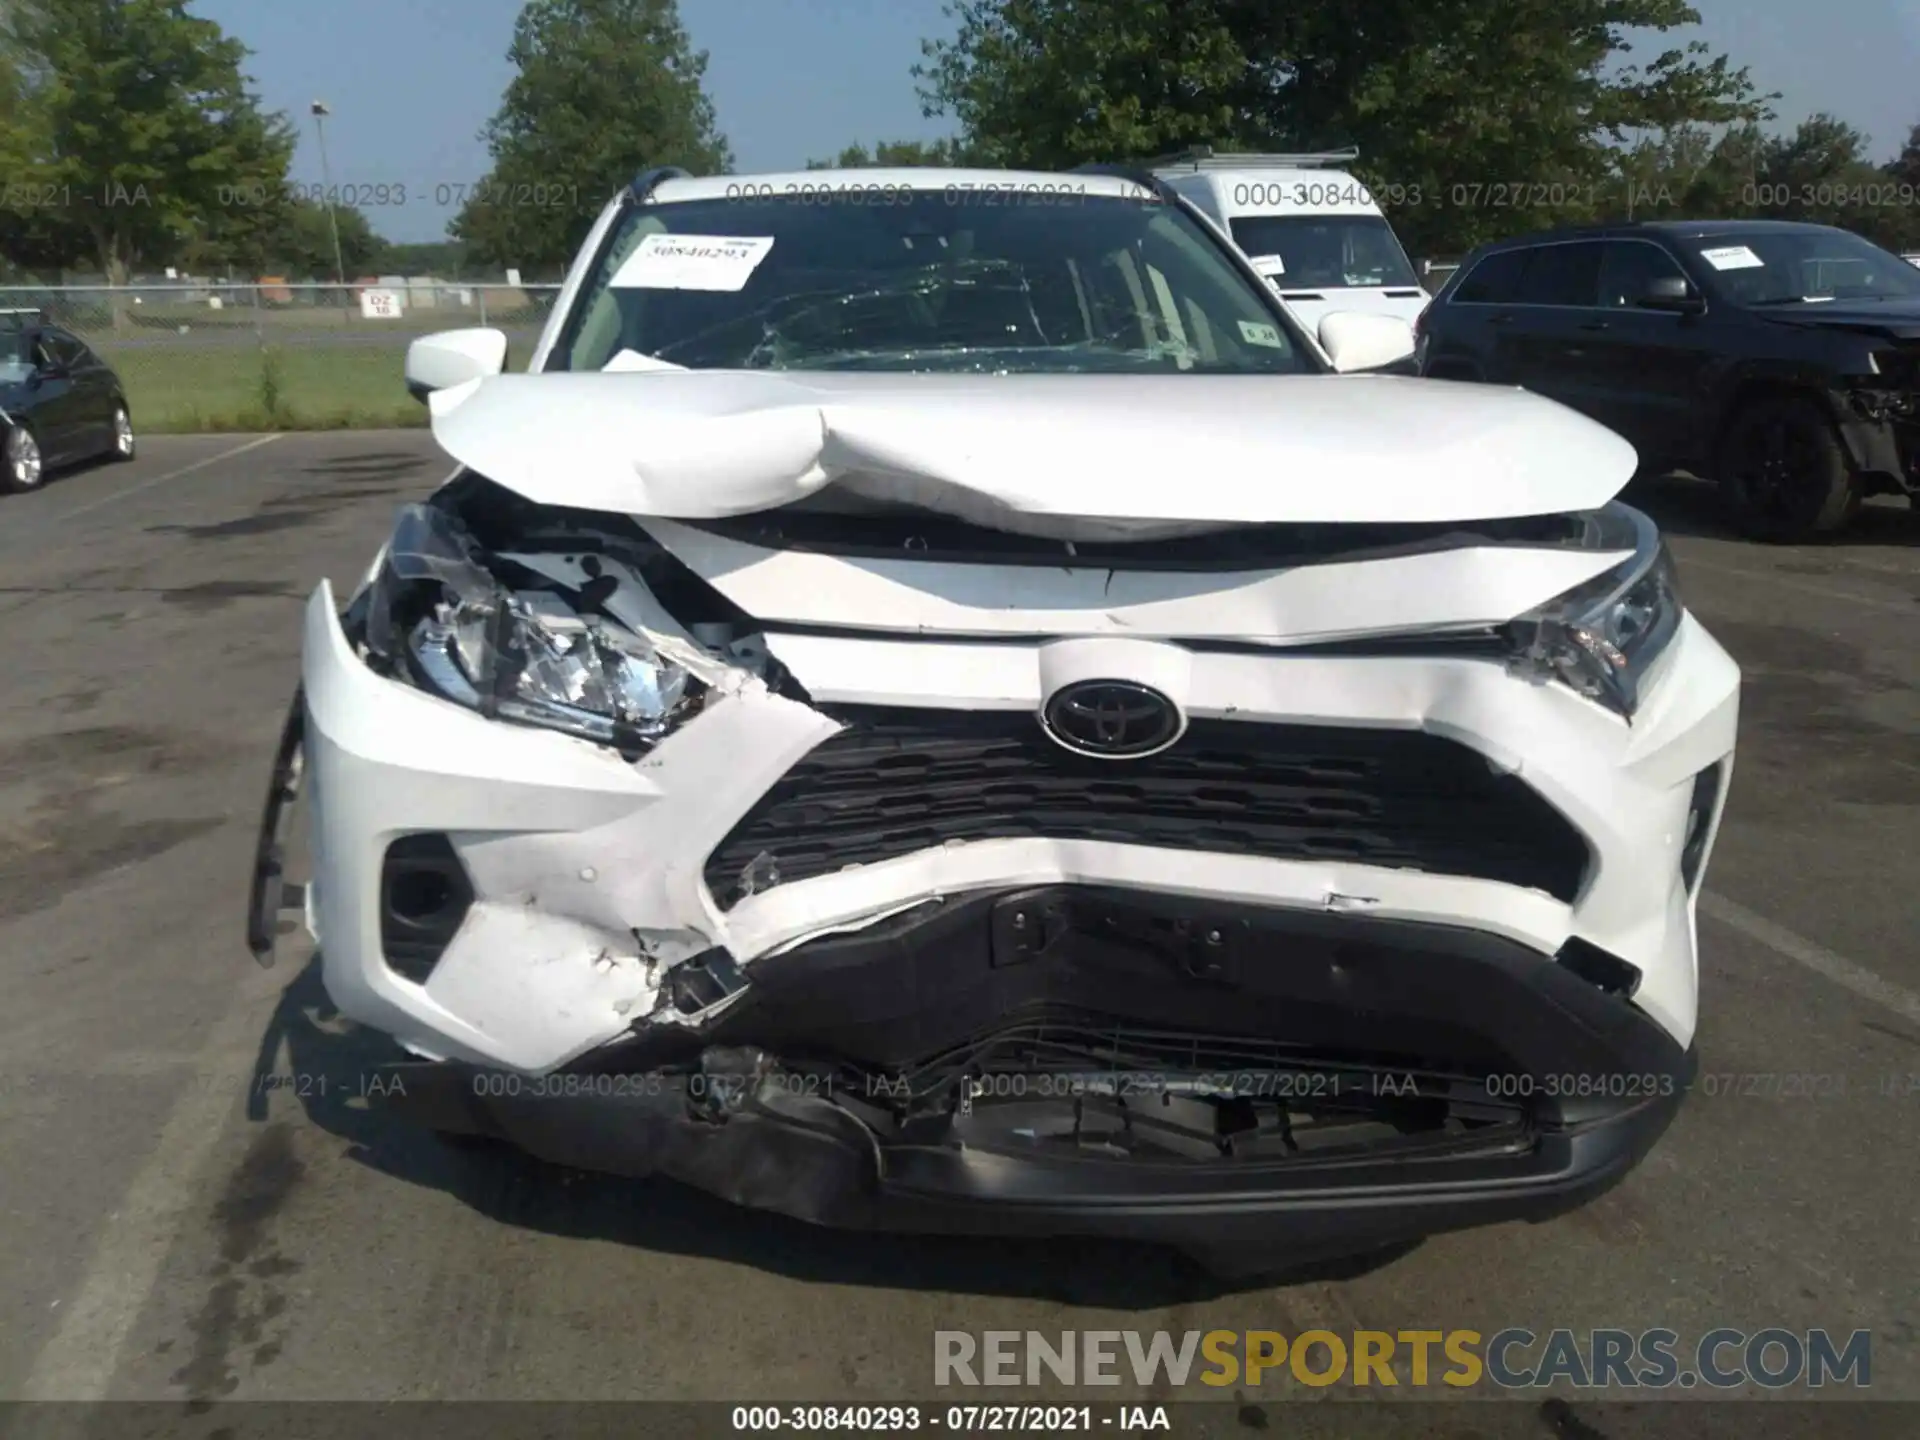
(310, 101), (348, 286)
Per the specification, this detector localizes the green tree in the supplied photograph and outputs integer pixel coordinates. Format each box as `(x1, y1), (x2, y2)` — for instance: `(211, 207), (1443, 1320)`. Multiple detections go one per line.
(1593, 114), (1920, 251)
(805, 138), (973, 169)
(1890, 119), (1920, 188)
(191, 191), (387, 279)
(1752, 112), (1870, 199)
(452, 0), (730, 272)
(270, 199), (385, 278)
(1, 1), (85, 277)
(1605, 122), (1744, 220)
(0, 13), (68, 278)
(0, 11), (43, 185)
(916, 0), (1247, 169)
(1748, 114), (1888, 232)
(1884, 118), (1920, 251)
(2, 0), (292, 303)
(379, 239), (469, 277)
(917, 0), (1773, 255)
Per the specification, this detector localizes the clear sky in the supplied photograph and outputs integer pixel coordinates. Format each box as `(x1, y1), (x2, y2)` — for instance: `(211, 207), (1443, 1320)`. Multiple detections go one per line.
(189, 0), (1920, 244)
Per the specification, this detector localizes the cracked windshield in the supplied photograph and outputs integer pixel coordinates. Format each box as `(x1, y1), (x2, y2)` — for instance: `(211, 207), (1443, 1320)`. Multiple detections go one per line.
(560, 191), (1310, 374)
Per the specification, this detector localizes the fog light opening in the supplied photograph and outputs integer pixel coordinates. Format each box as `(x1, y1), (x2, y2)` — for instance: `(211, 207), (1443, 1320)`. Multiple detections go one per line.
(387, 866), (457, 926)
(1556, 937), (1642, 998)
(1680, 763), (1724, 894)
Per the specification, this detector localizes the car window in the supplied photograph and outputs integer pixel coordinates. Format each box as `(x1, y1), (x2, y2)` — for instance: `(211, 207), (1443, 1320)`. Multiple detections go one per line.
(1597, 242), (1687, 307)
(36, 332), (84, 368)
(1224, 215), (1420, 289)
(1515, 242), (1603, 306)
(0, 328), (31, 383)
(1688, 228), (1920, 305)
(557, 190), (1316, 375)
(47, 331), (94, 368)
(1452, 249), (1531, 304)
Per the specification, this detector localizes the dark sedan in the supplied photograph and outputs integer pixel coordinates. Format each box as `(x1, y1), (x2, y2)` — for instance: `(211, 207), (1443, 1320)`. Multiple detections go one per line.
(1, 313), (136, 493)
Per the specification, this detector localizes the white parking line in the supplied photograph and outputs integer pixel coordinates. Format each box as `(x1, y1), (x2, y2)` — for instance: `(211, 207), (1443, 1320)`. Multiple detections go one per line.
(1702, 891), (1920, 1027)
(32, 433), (284, 529)
(17, 967), (284, 1401)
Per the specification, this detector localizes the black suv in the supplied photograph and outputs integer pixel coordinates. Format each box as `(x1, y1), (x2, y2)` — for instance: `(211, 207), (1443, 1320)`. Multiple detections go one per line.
(1418, 220), (1920, 539)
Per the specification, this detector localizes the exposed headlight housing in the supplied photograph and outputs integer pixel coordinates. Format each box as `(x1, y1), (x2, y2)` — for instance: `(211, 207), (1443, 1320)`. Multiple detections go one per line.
(1847, 386), (1916, 423)
(363, 502), (708, 750)
(1854, 348), (1920, 420)
(1506, 504), (1683, 719)
(1866, 345), (1918, 385)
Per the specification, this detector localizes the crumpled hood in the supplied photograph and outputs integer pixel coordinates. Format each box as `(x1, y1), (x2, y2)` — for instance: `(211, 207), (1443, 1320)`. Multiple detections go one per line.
(1756, 297), (1920, 340)
(429, 369), (1636, 538)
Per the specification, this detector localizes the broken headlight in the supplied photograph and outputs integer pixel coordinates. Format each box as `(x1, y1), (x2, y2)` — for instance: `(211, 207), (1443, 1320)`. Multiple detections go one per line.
(1847, 387), (1916, 423)
(1507, 504), (1682, 719)
(1853, 348), (1920, 421)
(363, 502), (704, 749)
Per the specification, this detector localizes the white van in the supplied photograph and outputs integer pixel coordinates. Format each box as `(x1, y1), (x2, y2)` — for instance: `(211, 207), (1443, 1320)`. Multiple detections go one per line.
(1154, 148), (1429, 334)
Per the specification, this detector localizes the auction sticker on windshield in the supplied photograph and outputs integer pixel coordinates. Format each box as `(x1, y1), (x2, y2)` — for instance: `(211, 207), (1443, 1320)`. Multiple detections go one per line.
(612, 234), (775, 291)
(1237, 320), (1284, 348)
(1698, 244), (1765, 271)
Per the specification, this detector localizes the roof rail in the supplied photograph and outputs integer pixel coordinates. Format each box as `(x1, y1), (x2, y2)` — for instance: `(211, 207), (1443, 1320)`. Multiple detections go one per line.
(628, 165), (690, 203)
(1069, 161), (1181, 204)
(1147, 145), (1361, 172)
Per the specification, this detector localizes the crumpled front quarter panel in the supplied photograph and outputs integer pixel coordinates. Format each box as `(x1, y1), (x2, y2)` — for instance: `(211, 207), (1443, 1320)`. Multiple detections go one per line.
(300, 580), (841, 1071)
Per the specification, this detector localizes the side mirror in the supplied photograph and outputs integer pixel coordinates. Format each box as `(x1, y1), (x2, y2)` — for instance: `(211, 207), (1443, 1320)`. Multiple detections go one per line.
(1319, 311), (1418, 374)
(1637, 276), (1704, 313)
(405, 327), (508, 401)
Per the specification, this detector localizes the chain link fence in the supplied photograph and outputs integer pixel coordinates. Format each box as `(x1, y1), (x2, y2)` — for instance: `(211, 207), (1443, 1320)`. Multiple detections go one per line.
(4, 265), (1458, 433)
(0, 282), (562, 431)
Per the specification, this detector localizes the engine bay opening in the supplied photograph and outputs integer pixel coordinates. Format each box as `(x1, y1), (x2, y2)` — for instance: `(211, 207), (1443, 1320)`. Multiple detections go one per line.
(564, 886), (1690, 1145)
(655, 1016), (1537, 1170)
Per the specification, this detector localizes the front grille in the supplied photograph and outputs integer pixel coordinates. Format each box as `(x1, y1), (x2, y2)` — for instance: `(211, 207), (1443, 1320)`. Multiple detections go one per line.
(703, 707), (1588, 904)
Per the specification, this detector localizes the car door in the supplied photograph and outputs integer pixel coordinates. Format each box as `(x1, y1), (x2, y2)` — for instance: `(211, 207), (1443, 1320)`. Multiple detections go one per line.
(1500, 240), (1605, 413)
(50, 330), (116, 453)
(1582, 240), (1719, 459)
(1424, 247), (1532, 381)
(40, 332), (103, 456)
(26, 331), (84, 461)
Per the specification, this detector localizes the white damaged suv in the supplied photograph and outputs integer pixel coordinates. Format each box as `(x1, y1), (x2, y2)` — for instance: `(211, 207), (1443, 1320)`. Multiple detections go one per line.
(249, 165), (1738, 1275)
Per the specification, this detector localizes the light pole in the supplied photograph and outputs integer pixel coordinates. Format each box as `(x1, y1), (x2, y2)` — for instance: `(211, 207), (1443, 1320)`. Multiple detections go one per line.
(309, 100), (348, 286)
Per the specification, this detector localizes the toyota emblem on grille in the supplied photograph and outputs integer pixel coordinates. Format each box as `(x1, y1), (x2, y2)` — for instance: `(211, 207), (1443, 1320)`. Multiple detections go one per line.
(1041, 680), (1183, 759)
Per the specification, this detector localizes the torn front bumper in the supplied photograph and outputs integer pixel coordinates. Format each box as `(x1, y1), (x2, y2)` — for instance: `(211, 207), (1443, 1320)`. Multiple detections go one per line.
(1835, 384), (1920, 492)
(280, 575), (1738, 1076)
(252, 574), (1730, 1261)
(368, 887), (1695, 1266)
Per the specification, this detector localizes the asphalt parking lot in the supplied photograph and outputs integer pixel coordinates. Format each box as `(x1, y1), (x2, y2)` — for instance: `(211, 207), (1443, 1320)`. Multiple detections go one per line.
(0, 430), (1915, 1427)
